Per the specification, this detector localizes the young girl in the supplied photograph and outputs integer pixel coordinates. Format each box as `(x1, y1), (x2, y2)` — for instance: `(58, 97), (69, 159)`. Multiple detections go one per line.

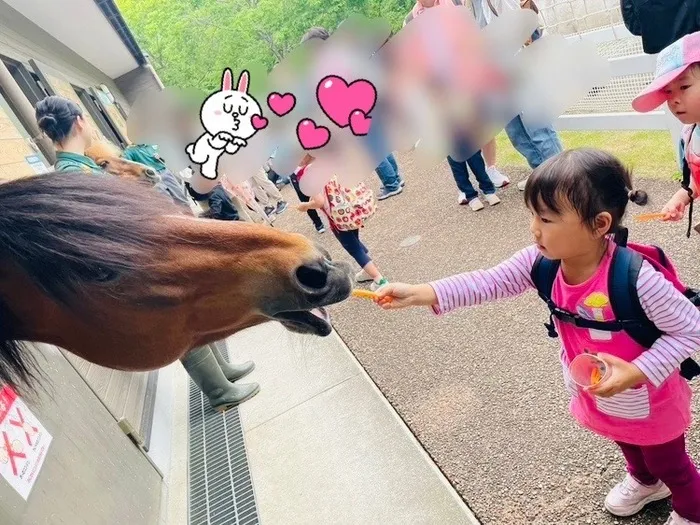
(631, 32), (700, 237)
(296, 155), (388, 290)
(376, 149), (700, 525)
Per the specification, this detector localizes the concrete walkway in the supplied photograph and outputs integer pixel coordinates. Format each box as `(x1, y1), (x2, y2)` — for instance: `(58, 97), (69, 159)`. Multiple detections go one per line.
(232, 323), (477, 525)
(164, 322), (479, 524)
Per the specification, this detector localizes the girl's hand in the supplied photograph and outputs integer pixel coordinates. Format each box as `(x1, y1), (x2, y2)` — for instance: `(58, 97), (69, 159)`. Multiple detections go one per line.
(296, 203), (311, 212)
(375, 283), (437, 310)
(661, 193), (689, 221)
(586, 353), (647, 398)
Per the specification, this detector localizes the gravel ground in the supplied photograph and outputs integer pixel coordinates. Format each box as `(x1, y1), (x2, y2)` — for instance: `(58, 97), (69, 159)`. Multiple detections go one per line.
(274, 152), (700, 525)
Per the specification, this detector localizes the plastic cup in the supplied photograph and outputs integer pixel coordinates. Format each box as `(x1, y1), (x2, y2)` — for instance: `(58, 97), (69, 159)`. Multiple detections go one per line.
(569, 353), (609, 389)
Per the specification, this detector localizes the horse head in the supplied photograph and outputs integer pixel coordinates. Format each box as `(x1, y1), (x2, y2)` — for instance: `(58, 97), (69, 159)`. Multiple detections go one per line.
(86, 142), (159, 182)
(0, 172), (352, 394)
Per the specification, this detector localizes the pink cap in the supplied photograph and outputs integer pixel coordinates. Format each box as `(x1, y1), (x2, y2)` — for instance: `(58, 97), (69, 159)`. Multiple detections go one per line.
(632, 32), (700, 113)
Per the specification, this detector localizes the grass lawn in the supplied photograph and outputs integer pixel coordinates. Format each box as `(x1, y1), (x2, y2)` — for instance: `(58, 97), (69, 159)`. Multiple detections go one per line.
(495, 130), (681, 180)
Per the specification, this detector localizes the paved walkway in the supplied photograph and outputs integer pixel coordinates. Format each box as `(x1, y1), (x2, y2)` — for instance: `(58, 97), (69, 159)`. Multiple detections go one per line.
(232, 323), (477, 525)
(274, 156), (700, 525)
(165, 321), (478, 524)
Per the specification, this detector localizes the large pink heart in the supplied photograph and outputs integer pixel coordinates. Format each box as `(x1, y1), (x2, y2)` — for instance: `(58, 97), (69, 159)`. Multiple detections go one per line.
(267, 92), (296, 117)
(316, 75), (376, 128)
(296, 119), (330, 150)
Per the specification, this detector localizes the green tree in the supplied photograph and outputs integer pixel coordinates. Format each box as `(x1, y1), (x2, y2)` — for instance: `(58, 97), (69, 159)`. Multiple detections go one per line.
(117, 0), (414, 91)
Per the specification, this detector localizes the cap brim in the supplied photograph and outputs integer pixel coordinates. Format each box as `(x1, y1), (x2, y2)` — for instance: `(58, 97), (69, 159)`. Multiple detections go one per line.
(632, 65), (690, 113)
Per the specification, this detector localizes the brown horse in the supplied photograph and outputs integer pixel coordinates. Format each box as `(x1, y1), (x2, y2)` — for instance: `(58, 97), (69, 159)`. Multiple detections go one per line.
(85, 141), (157, 180)
(0, 171), (352, 394)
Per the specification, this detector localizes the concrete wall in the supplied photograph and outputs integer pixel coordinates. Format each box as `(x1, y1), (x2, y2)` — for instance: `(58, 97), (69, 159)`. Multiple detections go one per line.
(0, 344), (162, 524)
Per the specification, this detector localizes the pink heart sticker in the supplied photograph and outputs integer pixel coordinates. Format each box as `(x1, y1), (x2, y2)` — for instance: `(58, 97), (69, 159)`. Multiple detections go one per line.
(349, 110), (372, 136)
(316, 75), (376, 128)
(267, 92), (296, 117)
(296, 119), (330, 150)
(251, 115), (268, 130)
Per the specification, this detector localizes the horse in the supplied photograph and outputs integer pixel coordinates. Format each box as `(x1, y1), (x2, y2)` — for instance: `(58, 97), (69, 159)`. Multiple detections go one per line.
(85, 141), (157, 180)
(0, 171), (352, 395)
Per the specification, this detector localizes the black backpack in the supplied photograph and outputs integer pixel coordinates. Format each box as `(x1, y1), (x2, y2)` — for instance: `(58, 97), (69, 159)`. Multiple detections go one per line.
(621, 0), (700, 54)
(531, 230), (700, 381)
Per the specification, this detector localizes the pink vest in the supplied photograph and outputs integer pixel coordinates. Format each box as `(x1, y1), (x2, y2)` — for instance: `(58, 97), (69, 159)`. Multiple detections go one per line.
(555, 241), (692, 446)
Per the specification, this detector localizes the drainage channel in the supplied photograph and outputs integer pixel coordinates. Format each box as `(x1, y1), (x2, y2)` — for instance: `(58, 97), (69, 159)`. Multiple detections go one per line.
(188, 378), (260, 525)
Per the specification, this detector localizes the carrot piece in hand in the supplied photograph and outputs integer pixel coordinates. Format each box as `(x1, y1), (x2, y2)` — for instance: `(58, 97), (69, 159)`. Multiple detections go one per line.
(635, 212), (665, 223)
(351, 289), (393, 303)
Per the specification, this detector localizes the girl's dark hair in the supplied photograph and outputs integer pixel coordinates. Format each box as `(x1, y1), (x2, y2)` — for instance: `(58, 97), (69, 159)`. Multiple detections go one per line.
(524, 148), (648, 234)
(35, 96), (83, 144)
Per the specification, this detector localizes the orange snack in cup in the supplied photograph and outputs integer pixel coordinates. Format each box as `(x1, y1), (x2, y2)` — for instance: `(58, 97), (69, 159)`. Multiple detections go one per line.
(591, 367), (602, 385)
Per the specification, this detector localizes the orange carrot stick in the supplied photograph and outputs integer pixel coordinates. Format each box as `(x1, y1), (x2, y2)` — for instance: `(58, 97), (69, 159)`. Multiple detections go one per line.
(351, 289), (393, 303)
(635, 212), (665, 223)
(591, 367), (602, 385)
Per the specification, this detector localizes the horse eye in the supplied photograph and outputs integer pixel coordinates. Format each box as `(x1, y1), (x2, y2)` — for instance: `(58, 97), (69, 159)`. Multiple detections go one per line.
(238, 105), (248, 116)
(99, 161), (109, 168)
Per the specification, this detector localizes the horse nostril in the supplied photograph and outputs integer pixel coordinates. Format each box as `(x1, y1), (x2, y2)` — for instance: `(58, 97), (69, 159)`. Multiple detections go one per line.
(145, 168), (157, 177)
(295, 264), (328, 291)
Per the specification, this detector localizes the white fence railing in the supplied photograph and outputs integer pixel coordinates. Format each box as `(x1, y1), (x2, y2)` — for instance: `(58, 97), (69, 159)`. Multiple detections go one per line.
(553, 23), (683, 152)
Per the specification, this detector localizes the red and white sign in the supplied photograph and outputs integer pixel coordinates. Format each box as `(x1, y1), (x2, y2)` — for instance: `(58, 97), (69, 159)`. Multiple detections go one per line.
(0, 385), (52, 500)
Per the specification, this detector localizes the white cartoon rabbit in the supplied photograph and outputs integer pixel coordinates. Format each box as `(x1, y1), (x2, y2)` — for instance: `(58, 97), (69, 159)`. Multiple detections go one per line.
(185, 69), (264, 180)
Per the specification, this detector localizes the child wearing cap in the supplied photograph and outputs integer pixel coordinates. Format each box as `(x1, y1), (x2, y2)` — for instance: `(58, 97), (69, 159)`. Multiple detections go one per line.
(633, 32), (700, 237)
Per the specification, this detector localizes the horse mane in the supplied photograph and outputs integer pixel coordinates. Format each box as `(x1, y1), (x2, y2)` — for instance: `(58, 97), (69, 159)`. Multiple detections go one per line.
(85, 141), (122, 160)
(0, 171), (186, 392)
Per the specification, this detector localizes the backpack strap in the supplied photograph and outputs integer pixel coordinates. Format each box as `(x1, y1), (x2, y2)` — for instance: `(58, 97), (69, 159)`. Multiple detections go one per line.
(608, 245), (660, 349)
(609, 244), (700, 381)
(681, 124), (697, 238)
(531, 254), (560, 338)
(531, 253), (630, 337)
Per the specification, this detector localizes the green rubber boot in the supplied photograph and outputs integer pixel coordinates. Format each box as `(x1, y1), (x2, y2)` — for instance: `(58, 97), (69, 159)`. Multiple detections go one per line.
(211, 340), (255, 382)
(180, 346), (260, 412)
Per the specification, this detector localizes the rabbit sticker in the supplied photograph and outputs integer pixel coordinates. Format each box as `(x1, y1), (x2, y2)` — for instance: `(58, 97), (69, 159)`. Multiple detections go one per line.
(185, 69), (268, 180)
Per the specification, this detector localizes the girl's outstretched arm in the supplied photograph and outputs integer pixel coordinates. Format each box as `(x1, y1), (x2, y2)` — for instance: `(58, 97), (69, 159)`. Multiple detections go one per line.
(377, 245), (539, 312)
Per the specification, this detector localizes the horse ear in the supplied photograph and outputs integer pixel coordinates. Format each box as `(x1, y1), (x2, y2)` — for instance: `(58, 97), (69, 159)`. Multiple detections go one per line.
(222, 69), (233, 91)
(237, 70), (249, 93)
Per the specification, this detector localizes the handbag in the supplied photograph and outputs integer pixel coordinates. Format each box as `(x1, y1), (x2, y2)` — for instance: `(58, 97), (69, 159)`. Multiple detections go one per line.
(324, 177), (376, 231)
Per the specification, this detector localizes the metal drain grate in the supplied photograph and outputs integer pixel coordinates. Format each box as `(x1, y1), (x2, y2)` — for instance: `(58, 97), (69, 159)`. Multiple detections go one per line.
(188, 381), (260, 525)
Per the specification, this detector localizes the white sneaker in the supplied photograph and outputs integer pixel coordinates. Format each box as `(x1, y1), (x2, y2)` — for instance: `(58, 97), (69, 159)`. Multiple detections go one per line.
(484, 194), (501, 206)
(604, 474), (671, 517)
(468, 198), (485, 211)
(355, 269), (373, 283)
(664, 511), (700, 525)
(458, 192), (469, 205)
(517, 177), (529, 191)
(487, 166), (510, 188)
(370, 277), (388, 291)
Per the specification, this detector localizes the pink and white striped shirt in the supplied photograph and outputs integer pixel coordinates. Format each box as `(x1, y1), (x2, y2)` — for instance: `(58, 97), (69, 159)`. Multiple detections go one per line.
(429, 243), (700, 444)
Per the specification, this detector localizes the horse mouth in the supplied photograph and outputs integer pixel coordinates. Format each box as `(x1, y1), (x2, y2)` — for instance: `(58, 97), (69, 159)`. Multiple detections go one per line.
(273, 307), (332, 336)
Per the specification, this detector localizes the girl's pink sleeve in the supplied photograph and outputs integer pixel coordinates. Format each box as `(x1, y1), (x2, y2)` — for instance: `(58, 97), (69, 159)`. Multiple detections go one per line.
(429, 245), (540, 315)
(633, 261), (700, 387)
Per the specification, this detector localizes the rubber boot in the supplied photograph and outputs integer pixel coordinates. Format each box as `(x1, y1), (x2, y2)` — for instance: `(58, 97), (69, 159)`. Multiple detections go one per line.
(211, 340), (255, 382)
(180, 346), (260, 412)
